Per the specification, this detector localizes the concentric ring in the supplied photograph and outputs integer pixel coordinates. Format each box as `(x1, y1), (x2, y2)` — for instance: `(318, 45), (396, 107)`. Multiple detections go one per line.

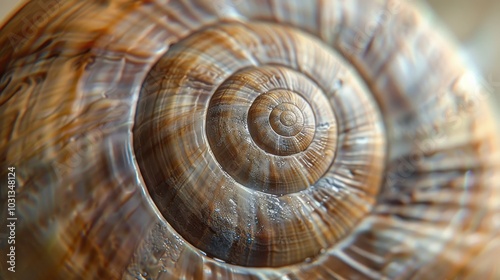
(133, 22), (385, 267)
(3, 0), (497, 278)
(248, 89), (316, 155)
(206, 66), (336, 194)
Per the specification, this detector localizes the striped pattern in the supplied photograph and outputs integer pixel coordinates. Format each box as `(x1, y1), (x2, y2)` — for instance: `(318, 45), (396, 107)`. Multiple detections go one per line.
(0, 0), (498, 279)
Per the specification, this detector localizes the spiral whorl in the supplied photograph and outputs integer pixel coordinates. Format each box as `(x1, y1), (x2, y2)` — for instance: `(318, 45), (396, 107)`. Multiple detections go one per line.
(134, 22), (385, 267)
(207, 66), (337, 195)
(1, 0), (499, 279)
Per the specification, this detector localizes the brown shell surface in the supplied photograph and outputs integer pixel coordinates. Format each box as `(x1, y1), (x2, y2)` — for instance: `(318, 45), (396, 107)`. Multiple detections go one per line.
(0, 0), (499, 279)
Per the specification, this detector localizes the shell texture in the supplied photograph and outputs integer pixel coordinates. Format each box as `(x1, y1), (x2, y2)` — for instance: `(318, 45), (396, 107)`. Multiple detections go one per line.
(0, 0), (499, 279)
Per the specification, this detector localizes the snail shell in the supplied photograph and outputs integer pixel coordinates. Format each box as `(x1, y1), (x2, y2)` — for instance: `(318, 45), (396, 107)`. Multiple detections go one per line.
(0, 0), (499, 279)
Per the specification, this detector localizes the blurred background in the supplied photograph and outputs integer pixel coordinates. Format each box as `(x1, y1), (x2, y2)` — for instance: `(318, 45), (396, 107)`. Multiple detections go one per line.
(422, 0), (500, 92)
(0, 1), (20, 25)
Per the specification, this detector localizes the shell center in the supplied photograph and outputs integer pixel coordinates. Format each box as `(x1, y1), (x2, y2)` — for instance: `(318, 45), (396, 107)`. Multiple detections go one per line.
(279, 111), (297, 126)
(248, 89), (316, 155)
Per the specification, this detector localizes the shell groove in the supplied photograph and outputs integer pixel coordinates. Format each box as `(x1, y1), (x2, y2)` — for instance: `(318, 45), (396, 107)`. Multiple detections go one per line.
(133, 22), (385, 267)
(0, 0), (499, 279)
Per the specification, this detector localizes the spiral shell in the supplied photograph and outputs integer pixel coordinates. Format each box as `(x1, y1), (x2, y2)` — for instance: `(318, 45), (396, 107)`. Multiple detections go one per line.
(0, 0), (499, 279)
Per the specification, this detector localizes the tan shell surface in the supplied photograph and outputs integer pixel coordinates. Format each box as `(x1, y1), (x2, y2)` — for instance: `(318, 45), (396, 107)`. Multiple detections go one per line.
(0, 0), (499, 279)
(133, 21), (385, 268)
